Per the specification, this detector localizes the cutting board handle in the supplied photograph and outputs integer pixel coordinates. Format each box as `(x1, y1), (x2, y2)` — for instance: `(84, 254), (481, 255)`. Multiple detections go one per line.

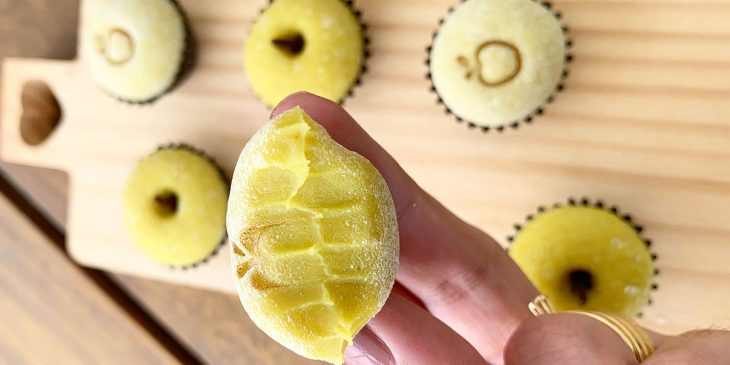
(1, 58), (78, 170)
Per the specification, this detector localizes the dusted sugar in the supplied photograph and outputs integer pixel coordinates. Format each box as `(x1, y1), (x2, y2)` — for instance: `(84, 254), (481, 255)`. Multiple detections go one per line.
(227, 107), (399, 364)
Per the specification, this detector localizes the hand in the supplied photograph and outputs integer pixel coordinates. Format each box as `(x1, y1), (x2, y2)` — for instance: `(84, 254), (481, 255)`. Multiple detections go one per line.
(506, 313), (730, 365)
(271, 92), (730, 365)
(272, 91), (537, 364)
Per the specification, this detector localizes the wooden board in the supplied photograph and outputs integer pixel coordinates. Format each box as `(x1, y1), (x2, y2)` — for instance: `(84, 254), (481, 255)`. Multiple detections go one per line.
(1, 165), (322, 365)
(0, 191), (179, 364)
(0, 5), (321, 362)
(1, 163), (321, 364)
(112, 275), (320, 365)
(1, 0), (729, 335)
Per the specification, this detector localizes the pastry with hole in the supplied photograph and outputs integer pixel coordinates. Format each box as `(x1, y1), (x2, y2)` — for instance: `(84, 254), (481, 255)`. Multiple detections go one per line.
(124, 146), (227, 267)
(509, 200), (657, 317)
(244, 0), (367, 107)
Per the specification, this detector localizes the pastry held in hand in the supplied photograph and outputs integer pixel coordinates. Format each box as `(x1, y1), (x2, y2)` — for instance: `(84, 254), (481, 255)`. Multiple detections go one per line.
(227, 107), (399, 364)
(124, 146), (228, 267)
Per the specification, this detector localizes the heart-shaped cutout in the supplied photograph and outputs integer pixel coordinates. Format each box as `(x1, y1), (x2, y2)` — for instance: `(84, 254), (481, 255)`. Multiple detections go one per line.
(20, 80), (62, 146)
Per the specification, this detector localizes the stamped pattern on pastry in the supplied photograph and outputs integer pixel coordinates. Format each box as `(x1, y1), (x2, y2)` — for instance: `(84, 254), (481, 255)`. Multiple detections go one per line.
(97, 28), (135, 65)
(457, 40), (522, 87)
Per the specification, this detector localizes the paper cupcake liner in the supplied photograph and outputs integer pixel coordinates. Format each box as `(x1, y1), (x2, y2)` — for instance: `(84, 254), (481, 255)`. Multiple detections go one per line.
(114, 0), (198, 105)
(247, 0), (370, 107)
(341, 0), (370, 105)
(151, 143), (229, 270)
(507, 197), (659, 317)
(425, 0), (573, 133)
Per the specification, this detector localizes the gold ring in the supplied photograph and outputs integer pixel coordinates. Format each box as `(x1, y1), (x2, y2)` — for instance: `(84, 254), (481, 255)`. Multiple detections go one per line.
(528, 295), (655, 362)
(528, 294), (556, 316)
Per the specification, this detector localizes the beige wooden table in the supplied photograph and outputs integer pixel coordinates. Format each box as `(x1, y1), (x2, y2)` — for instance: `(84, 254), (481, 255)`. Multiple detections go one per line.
(2, 0), (730, 363)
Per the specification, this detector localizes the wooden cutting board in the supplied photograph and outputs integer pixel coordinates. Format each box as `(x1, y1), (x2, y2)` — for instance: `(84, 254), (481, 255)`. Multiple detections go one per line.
(2, 0), (729, 335)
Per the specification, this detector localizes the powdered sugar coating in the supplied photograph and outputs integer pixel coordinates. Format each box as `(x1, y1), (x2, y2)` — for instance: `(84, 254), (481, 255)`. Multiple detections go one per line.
(227, 107), (399, 364)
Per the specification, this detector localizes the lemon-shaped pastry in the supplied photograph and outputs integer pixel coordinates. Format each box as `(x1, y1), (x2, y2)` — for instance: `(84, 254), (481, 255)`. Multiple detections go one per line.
(509, 203), (654, 316)
(124, 147), (228, 267)
(87, 0), (190, 102)
(244, 0), (366, 106)
(227, 108), (398, 364)
(429, 0), (567, 128)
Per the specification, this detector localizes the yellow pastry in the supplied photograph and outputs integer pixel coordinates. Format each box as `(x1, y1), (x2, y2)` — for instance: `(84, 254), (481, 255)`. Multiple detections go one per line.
(429, 0), (567, 128)
(227, 108), (398, 364)
(244, 0), (366, 107)
(87, 0), (190, 102)
(509, 202), (654, 317)
(124, 147), (228, 266)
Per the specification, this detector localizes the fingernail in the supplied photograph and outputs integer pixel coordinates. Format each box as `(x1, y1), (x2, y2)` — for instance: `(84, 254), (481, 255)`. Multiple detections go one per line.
(270, 91), (311, 118)
(344, 326), (394, 365)
(269, 104), (283, 119)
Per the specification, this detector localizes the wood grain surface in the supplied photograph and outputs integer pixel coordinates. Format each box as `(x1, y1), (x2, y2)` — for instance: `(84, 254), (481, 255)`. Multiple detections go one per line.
(0, 192), (179, 364)
(0, 1), (320, 363)
(0, 0), (78, 60)
(112, 276), (318, 365)
(1, 0), (729, 339)
(0, 162), (67, 228)
(1, 165), (317, 364)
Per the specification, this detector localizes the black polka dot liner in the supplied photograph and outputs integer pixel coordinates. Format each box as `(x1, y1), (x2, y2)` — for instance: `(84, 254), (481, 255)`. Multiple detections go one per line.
(426, 0), (572, 133)
(507, 197), (658, 317)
